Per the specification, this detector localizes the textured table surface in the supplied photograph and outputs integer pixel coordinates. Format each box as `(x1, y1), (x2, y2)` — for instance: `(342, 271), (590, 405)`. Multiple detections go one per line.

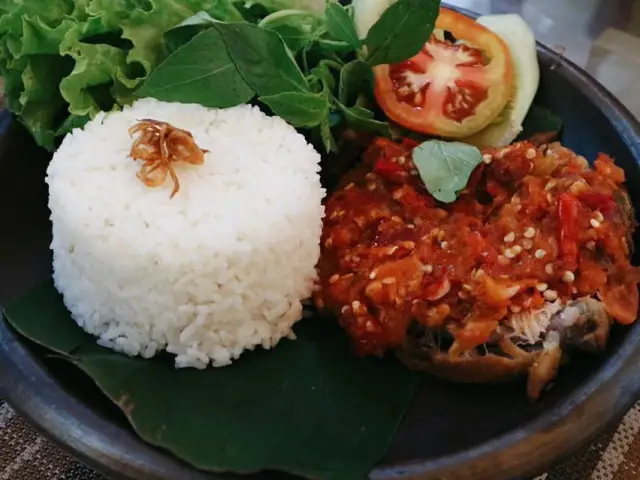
(0, 399), (639, 479)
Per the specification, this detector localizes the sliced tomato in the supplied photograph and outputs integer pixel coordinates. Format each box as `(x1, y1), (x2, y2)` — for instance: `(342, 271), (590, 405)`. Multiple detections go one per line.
(373, 8), (513, 138)
(600, 283), (639, 325)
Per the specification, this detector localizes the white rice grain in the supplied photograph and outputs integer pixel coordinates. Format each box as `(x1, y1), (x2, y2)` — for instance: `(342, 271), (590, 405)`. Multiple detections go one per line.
(46, 99), (325, 368)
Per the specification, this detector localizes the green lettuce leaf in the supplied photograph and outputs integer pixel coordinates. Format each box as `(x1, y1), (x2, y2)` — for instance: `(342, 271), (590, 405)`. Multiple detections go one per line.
(0, 0), (245, 151)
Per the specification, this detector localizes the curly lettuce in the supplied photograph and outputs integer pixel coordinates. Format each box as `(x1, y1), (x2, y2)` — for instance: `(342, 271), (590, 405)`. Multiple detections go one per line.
(0, 0), (243, 150)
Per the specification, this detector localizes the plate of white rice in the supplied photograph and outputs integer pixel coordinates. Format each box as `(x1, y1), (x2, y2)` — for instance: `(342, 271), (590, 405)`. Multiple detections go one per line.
(46, 98), (325, 369)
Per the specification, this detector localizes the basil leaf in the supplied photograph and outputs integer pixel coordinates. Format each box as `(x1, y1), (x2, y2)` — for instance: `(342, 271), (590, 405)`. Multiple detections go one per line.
(320, 117), (338, 152)
(310, 59), (339, 93)
(215, 22), (308, 96)
(412, 140), (482, 203)
(164, 23), (212, 53)
(325, 0), (361, 50)
(339, 104), (390, 136)
(365, 0), (440, 66)
(339, 59), (373, 105)
(259, 91), (330, 127)
(137, 28), (255, 108)
(258, 10), (325, 53)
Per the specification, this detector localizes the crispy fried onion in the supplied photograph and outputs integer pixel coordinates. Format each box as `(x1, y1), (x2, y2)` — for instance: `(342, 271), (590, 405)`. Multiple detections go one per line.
(129, 119), (208, 198)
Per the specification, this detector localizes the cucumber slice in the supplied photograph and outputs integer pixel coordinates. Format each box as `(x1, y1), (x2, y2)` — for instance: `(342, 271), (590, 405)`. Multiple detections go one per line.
(462, 14), (540, 148)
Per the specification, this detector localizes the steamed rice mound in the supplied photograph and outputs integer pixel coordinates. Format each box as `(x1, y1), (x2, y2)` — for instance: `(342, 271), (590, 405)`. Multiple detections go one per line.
(46, 98), (325, 368)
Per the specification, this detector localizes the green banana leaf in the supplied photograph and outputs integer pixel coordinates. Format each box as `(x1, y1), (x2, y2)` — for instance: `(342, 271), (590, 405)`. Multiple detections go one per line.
(4, 280), (421, 480)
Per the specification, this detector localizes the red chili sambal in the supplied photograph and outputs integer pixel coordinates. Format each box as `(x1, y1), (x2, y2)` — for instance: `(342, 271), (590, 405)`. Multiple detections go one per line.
(314, 137), (640, 357)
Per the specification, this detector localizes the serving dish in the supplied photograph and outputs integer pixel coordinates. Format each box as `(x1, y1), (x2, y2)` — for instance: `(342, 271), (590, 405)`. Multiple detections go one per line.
(1, 10), (640, 480)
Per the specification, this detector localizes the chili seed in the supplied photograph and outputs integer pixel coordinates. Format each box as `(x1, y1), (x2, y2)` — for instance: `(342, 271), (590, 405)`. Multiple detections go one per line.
(545, 263), (554, 275)
(382, 278), (396, 284)
(369, 271), (377, 280)
(482, 154), (493, 164)
(524, 227), (536, 238)
(341, 305), (349, 314)
(422, 264), (433, 274)
(512, 245), (523, 255)
(535, 249), (546, 259)
(504, 232), (515, 243)
(441, 241), (449, 249)
(536, 282), (548, 292)
(562, 271), (575, 283)
(352, 300), (361, 310)
(522, 239), (533, 250)
(594, 211), (604, 223)
(498, 255), (510, 265)
(586, 241), (596, 251)
(543, 289), (559, 301)
(367, 183), (376, 191)
(329, 274), (339, 284)
(525, 148), (536, 159)
(504, 248), (516, 259)
(324, 238), (333, 248)
(590, 219), (601, 228)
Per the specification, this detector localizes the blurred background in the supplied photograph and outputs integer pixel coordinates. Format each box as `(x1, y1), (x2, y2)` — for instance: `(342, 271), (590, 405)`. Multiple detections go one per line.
(448, 0), (640, 118)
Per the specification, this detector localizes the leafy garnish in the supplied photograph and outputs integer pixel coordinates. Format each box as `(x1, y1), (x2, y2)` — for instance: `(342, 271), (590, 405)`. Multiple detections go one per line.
(338, 103), (390, 136)
(137, 28), (254, 108)
(364, 0), (440, 66)
(135, 0), (440, 152)
(0, 0), (248, 150)
(338, 59), (373, 105)
(412, 140), (483, 203)
(4, 280), (420, 480)
(215, 22), (309, 95)
(258, 9), (325, 53)
(260, 91), (330, 127)
(325, 0), (361, 50)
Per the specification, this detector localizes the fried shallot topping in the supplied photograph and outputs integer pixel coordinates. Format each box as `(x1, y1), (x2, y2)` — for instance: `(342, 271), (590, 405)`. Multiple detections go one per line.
(128, 119), (207, 198)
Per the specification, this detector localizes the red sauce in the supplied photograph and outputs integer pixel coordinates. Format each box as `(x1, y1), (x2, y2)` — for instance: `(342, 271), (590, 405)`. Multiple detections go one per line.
(314, 137), (640, 356)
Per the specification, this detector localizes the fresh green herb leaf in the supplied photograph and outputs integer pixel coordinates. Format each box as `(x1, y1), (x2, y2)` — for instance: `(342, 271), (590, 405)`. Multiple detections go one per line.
(249, 0), (327, 14)
(320, 116), (338, 152)
(325, 0), (361, 50)
(338, 103), (390, 136)
(163, 12), (216, 53)
(315, 37), (355, 54)
(412, 140), (482, 203)
(258, 9), (325, 53)
(260, 91), (330, 127)
(365, 0), (440, 66)
(215, 22), (308, 96)
(339, 59), (373, 105)
(310, 59), (339, 93)
(137, 28), (255, 108)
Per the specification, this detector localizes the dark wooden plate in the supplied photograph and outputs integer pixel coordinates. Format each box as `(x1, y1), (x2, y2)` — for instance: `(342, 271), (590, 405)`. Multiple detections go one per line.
(1, 31), (640, 480)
